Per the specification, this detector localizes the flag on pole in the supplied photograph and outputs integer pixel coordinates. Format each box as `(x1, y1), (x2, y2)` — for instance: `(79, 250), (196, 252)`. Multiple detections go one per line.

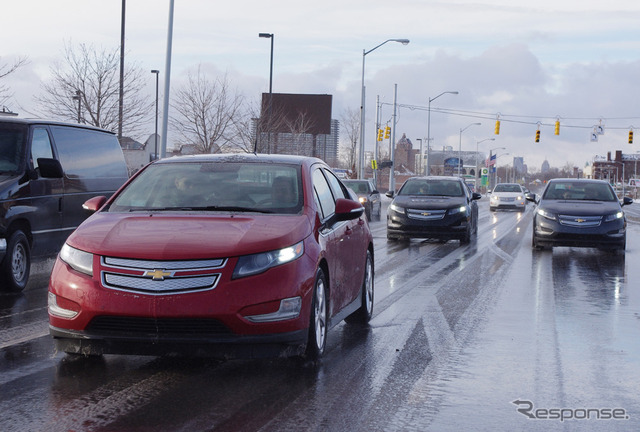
(486, 154), (496, 167)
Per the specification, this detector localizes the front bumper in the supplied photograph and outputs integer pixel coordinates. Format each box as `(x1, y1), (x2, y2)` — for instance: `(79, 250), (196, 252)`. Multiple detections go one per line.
(387, 210), (470, 240)
(533, 216), (626, 248)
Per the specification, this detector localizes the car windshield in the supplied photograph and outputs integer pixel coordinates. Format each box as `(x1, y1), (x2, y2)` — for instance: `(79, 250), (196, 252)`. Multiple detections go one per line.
(542, 181), (617, 201)
(109, 161), (303, 214)
(0, 123), (27, 174)
(493, 184), (522, 193)
(343, 180), (370, 194)
(398, 180), (464, 197)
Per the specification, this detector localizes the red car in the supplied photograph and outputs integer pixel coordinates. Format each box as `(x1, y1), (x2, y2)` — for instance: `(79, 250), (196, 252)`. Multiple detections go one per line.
(48, 154), (374, 360)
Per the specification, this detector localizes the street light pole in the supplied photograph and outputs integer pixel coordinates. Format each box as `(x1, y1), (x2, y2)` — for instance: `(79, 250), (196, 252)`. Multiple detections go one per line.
(151, 69), (160, 160)
(72, 90), (82, 123)
(458, 122), (481, 176)
(426, 91), (458, 176)
(359, 38), (409, 179)
(259, 33), (274, 154)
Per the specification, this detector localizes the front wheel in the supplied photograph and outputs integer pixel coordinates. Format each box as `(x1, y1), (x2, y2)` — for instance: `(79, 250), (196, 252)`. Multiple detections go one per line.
(346, 250), (374, 324)
(305, 268), (328, 360)
(0, 230), (31, 292)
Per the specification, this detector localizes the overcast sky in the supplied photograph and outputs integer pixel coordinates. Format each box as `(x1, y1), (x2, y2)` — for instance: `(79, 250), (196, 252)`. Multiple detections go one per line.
(3, 0), (640, 171)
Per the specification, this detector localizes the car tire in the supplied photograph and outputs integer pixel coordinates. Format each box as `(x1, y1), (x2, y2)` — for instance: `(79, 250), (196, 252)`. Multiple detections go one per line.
(305, 268), (328, 360)
(376, 203), (382, 220)
(365, 208), (371, 221)
(0, 230), (31, 292)
(460, 224), (472, 244)
(346, 250), (374, 324)
(531, 231), (545, 250)
(489, 207), (496, 212)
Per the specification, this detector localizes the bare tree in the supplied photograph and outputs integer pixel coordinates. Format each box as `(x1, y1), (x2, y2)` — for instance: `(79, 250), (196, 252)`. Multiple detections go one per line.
(339, 107), (360, 169)
(0, 56), (29, 107)
(35, 42), (151, 139)
(170, 66), (244, 154)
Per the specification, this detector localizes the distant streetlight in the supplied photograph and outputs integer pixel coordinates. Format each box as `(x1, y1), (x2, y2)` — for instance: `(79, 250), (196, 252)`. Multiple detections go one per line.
(359, 38), (410, 179)
(151, 69), (160, 160)
(475, 137), (495, 190)
(72, 90), (82, 123)
(259, 33), (274, 153)
(426, 91), (458, 175)
(458, 122), (481, 176)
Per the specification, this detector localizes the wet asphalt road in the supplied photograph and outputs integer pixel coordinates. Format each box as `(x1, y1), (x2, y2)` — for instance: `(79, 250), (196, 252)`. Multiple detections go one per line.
(1, 197), (639, 431)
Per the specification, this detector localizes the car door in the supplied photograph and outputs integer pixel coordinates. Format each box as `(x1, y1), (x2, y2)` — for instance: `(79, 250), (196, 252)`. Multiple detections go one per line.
(322, 168), (367, 311)
(29, 126), (65, 255)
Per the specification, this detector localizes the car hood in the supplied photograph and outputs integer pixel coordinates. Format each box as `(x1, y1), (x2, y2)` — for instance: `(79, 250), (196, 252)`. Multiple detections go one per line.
(392, 195), (466, 209)
(66, 212), (313, 260)
(492, 192), (523, 198)
(539, 200), (622, 215)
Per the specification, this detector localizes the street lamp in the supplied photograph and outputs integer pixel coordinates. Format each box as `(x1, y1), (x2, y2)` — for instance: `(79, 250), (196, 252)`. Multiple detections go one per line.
(72, 90), (82, 123)
(151, 70), (160, 160)
(458, 122), (481, 176)
(488, 146), (506, 190)
(426, 91), (458, 176)
(259, 32), (274, 153)
(359, 38), (410, 179)
(475, 138), (495, 191)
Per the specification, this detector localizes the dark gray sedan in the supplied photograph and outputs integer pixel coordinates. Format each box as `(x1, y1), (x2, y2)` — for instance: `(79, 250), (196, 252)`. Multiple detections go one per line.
(342, 179), (382, 221)
(527, 178), (633, 250)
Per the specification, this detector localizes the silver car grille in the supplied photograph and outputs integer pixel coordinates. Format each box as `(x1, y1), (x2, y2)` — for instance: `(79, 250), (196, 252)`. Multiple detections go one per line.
(101, 256), (227, 295)
(406, 208), (446, 221)
(558, 214), (602, 228)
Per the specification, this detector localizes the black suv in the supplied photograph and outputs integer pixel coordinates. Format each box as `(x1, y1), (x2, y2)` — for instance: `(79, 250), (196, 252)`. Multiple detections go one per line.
(386, 176), (481, 243)
(0, 117), (129, 290)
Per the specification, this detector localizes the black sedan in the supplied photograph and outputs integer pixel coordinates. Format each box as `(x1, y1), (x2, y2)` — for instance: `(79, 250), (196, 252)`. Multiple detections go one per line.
(386, 176), (481, 243)
(342, 179), (382, 221)
(527, 178), (633, 251)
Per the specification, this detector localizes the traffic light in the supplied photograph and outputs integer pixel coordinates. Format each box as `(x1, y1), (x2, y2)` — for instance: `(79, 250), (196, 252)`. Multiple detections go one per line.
(384, 126), (391, 139)
(377, 128), (383, 141)
(535, 129), (540, 142)
(554, 120), (560, 135)
(629, 130), (634, 144)
(494, 120), (500, 135)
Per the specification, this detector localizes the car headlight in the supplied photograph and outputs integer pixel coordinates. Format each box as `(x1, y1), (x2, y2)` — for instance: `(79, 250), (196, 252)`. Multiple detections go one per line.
(490, 195), (499, 201)
(517, 195), (523, 200)
(604, 211), (624, 222)
(448, 205), (468, 215)
(536, 208), (557, 221)
(232, 241), (304, 279)
(59, 243), (94, 276)
(359, 197), (368, 204)
(389, 203), (404, 213)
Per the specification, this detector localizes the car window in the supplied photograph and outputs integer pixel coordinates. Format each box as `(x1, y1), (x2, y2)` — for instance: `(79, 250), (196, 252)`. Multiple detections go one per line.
(0, 122), (27, 173)
(31, 127), (54, 170)
(543, 182), (616, 201)
(324, 169), (350, 201)
(110, 161), (303, 214)
(494, 184), (522, 193)
(400, 180), (463, 197)
(313, 168), (336, 219)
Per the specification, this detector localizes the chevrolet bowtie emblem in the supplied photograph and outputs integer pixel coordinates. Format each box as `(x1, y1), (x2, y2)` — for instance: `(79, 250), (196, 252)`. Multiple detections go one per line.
(422, 212), (431, 216)
(144, 269), (173, 281)
(575, 218), (586, 223)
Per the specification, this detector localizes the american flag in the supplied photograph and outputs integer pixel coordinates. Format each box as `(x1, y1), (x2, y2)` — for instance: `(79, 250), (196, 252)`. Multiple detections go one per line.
(486, 154), (496, 167)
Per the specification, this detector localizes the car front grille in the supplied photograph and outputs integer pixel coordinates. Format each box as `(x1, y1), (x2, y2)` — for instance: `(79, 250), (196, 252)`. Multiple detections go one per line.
(406, 208), (446, 221)
(87, 316), (232, 336)
(558, 215), (602, 228)
(101, 256), (227, 295)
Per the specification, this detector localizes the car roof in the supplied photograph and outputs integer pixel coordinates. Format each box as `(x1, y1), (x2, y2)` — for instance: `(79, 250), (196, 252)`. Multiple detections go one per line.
(0, 116), (113, 134)
(153, 153), (326, 166)
(547, 178), (609, 185)
(407, 176), (462, 182)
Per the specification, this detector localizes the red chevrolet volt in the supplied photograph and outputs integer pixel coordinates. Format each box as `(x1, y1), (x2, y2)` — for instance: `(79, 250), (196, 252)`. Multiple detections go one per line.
(48, 154), (374, 360)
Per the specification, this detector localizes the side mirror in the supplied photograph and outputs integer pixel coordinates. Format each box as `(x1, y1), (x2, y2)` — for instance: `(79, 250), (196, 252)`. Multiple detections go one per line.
(525, 193), (537, 204)
(83, 195), (108, 213)
(335, 198), (364, 221)
(471, 192), (482, 201)
(622, 196), (633, 206)
(385, 191), (395, 198)
(37, 158), (64, 178)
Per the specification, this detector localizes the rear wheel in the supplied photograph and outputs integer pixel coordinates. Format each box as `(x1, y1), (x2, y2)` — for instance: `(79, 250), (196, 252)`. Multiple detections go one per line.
(305, 268), (328, 360)
(346, 250), (374, 324)
(0, 230), (30, 292)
